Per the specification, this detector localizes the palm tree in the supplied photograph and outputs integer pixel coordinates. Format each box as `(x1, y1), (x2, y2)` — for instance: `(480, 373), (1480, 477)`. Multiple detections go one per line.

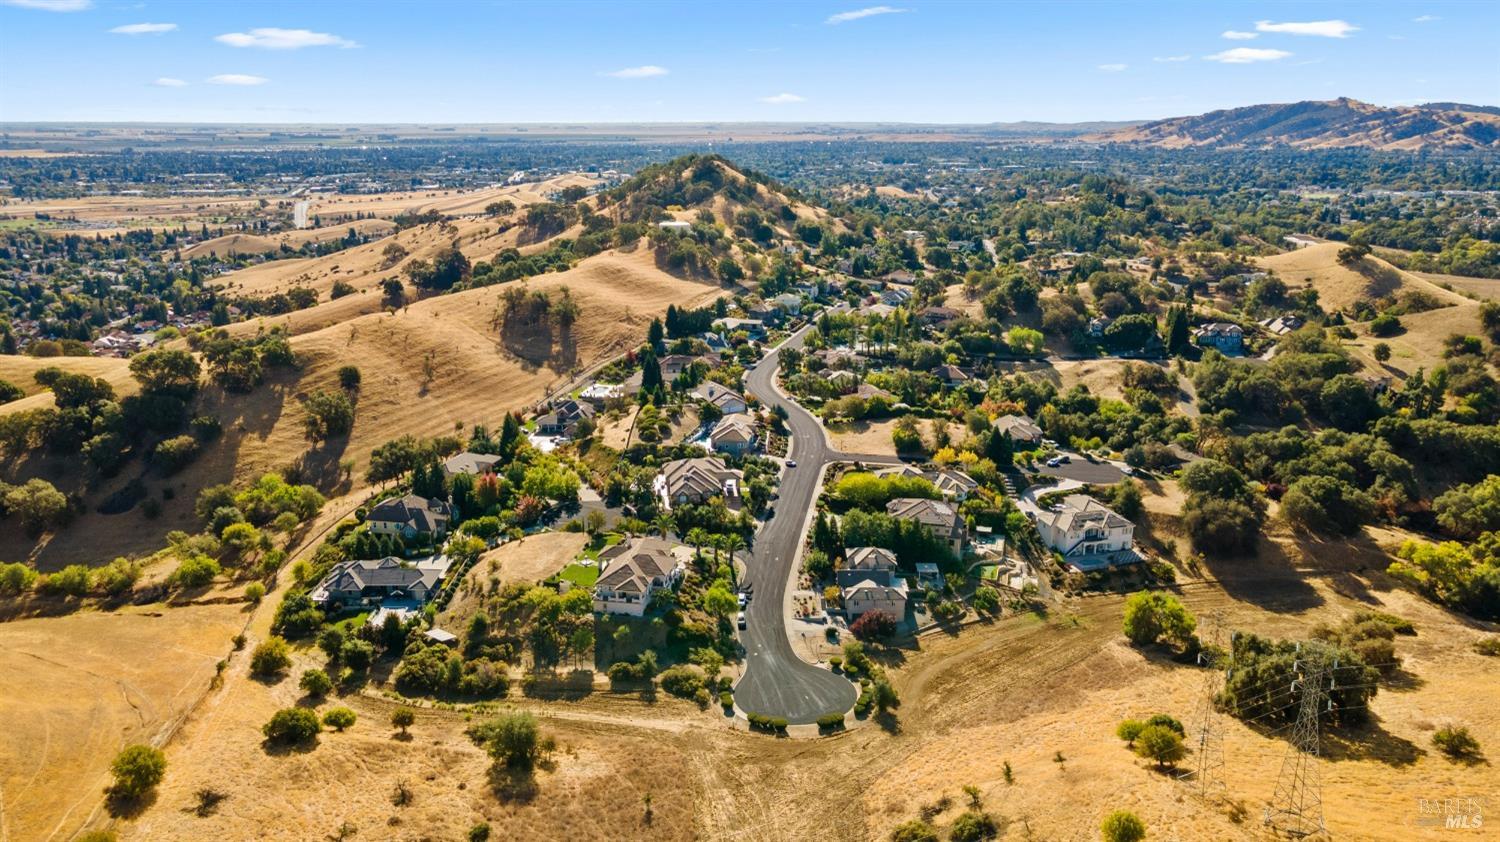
(652, 511), (675, 540)
(722, 533), (746, 588)
(685, 527), (709, 566)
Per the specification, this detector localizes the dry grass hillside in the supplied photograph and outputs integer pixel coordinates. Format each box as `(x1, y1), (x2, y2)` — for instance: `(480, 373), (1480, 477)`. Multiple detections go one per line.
(1257, 242), (1473, 314)
(0, 602), (246, 842)
(215, 247), (720, 491)
(90, 550), (1499, 842)
(301, 175), (599, 223)
(0, 247), (716, 569)
(181, 219), (397, 259)
(0, 355), (135, 410)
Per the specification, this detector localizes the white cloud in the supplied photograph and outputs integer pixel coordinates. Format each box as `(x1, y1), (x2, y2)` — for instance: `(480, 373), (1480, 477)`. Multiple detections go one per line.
(1097, 63), (1128, 72)
(1255, 19), (1359, 38)
(0, 0), (91, 9)
(826, 5), (907, 24)
(1152, 55), (1191, 62)
(1413, 14), (1439, 23)
(1204, 47), (1293, 64)
(152, 77), (187, 87)
(759, 92), (805, 104)
(206, 74), (268, 86)
(1222, 30), (1258, 40)
(111, 22), (177, 35)
(603, 65), (668, 78)
(215, 27), (357, 49)
(1, 0), (90, 9)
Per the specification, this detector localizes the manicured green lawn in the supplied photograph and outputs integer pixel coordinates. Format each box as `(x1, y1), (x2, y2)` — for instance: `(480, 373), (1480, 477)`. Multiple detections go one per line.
(558, 563), (599, 587)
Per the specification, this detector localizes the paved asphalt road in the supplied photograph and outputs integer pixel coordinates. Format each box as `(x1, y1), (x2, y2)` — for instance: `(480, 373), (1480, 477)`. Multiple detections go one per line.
(733, 325), (859, 724)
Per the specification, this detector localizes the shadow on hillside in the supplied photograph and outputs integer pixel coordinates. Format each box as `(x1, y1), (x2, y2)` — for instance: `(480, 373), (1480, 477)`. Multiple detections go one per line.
(1201, 543), (1325, 615)
(498, 320), (577, 372)
(1351, 258), (1405, 300)
(1323, 714), (1424, 768)
(521, 668), (596, 701)
(104, 789), (158, 820)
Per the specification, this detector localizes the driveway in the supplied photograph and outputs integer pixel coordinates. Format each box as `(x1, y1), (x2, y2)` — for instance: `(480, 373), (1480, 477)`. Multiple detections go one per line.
(1030, 454), (1125, 486)
(733, 324), (859, 724)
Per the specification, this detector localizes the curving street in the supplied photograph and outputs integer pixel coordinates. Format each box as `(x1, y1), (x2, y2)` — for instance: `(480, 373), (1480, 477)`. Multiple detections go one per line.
(733, 324), (874, 724)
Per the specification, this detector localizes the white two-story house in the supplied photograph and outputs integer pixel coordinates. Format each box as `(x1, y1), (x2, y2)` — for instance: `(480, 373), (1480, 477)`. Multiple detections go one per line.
(1032, 494), (1136, 572)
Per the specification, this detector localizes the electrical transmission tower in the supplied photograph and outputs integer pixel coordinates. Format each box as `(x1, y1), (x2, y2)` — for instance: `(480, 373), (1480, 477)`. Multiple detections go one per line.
(1184, 611), (1226, 795)
(1264, 657), (1329, 838)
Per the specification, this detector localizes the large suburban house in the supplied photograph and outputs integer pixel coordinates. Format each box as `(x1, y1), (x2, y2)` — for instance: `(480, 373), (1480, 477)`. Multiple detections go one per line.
(1194, 322), (1245, 355)
(443, 450), (502, 479)
(837, 546), (908, 620)
(536, 398), (595, 437)
(592, 537), (687, 616)
(844, 578), (909, 620)
(366, 494), (452, 541)
(709, 413), (757, 455)
(932, 364), (969, 387)
(1260, 313), (1306, 336)
(992, 413), (1044, 446)
(1032, 494), (1136, 571)
(836, 546), (900, 588)
(886, 497), (967, 556)
(310, 555), (453, 613)
(655, 457), (743, 510)
(692, 381), (749, 415)
(712, 317), (765, 338)
(927, 469), (979, 501)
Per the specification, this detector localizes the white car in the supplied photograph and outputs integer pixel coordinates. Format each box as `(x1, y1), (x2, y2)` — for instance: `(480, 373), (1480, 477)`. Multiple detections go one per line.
(738, 592), (749, 608)
(786, 459), (797, 468)
(737, 611), (748, 630)
(1045, 457), (1062, 468)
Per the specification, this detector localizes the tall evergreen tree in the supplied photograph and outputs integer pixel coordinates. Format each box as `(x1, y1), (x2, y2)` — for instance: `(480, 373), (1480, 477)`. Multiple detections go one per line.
(498, 413), (522, 459)
(1165, 306), (1190, 356)
(647, 318), (666, 354)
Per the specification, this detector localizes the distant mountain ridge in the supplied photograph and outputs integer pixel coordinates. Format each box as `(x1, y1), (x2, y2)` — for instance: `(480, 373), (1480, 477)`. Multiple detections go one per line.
(1091, 98), (1500, 151)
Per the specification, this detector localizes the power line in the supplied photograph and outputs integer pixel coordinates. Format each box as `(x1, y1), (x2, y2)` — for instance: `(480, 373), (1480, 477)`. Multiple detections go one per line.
(1184, 610), (1226, 795)
(1263, 657), (1330, 838)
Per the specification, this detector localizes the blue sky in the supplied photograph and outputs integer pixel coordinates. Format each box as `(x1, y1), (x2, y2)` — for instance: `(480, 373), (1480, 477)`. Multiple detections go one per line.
(0, 0), (1495, 123)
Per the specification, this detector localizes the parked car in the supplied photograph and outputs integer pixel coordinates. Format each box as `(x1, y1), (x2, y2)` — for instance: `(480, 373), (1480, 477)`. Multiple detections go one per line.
(786, 459), (797, 468)
(737, 611), (747, 629)
(738, 593), (748, 608)
(1045, 457), (1062, 467)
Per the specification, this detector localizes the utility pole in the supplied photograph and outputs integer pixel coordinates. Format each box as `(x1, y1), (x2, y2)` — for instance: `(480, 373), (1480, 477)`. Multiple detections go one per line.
(1184, 612), (1226, 796)
(1264, 657), (1329, 838)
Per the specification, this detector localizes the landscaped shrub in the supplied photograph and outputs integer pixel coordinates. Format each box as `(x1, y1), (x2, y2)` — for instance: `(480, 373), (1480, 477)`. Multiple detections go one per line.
(1433, 725), (1483, 760)
(322, 707), (357, 732)
(658, 665), (705, 698)
(250, 636), (293, 676)
(1145, 713), (1185, 735)
(107, 744), (166, 800)
(948, 810), (999, 842)
(816, 712), (846, 731)
(262, 707), (321, 744)
(1101, 810), (1147, 842)
(169, 554), (221, 589)
(1133, 724), (1186, 769)
(888, 819), (939, 842)
(299, 668), (333, 698)
(850, 610), (897, 640)
(746, 713), (788, 734)
(1115, 718), (1145, 745)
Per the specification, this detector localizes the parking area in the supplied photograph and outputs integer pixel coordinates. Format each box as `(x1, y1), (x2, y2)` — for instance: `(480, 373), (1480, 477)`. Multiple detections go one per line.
(1029, 453), (1126, 485)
